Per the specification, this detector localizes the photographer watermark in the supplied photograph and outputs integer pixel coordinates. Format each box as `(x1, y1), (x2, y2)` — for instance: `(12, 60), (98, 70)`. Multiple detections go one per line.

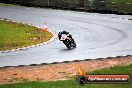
(76, 66), (130, 85)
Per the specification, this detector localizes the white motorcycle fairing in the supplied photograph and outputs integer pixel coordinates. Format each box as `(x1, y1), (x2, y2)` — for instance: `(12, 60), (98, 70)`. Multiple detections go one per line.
(60, 34), (68, 41)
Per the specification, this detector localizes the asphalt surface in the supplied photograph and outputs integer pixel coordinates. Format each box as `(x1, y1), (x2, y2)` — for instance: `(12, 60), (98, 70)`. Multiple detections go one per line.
(0, 5), (132, 67)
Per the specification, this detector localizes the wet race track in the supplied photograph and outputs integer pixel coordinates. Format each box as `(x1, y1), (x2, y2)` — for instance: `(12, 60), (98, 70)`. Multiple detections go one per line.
(0, 5), (132, 67)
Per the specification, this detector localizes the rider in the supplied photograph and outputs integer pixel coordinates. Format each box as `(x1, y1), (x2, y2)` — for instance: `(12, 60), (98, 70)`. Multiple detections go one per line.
(58, 30), (76, 49)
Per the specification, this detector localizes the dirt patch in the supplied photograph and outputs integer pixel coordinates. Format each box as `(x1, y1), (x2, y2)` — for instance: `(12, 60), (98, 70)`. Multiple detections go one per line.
(0, 55), (132, 84)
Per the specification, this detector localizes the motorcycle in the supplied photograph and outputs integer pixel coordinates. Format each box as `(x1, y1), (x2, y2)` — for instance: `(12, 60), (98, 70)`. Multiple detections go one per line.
(59, 33), (76, 49)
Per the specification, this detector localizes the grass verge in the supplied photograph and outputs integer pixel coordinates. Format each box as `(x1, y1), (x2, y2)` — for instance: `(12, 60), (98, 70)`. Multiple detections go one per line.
(0, 3), (20, 6)
(0, 20), (52, 51)
(0, 64), (132, 88)
(108, 0), (132, 13)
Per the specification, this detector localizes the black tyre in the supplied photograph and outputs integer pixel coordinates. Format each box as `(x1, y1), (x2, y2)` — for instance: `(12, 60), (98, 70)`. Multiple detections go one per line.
(73, 42), (76, 48)
(66, 44), (72, 49)
(76, 76), (86, 85)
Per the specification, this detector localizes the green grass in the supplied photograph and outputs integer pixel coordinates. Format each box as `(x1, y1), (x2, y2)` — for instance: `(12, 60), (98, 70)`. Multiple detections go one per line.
(0, 20), (52, 51)
(0, 64), (132, 88)
(108, 0), (132, 13)
(0, 3), (20, 6)
(110, 0), (132, 4)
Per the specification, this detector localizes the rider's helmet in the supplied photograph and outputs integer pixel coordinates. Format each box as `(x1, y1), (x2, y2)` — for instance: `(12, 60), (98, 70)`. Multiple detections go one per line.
(58, 30), (63, 35)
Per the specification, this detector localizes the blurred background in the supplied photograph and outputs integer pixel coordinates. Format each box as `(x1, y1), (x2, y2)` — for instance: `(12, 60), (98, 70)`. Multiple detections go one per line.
(0, 0), (132, 14)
